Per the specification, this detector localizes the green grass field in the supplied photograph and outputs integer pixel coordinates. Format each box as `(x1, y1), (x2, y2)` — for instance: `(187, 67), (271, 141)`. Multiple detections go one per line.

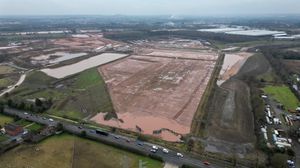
(0, 78), (13, 88)
(0, 114), (13, 126)
(0, 134), (9, 143)
(74, 68), (102, 89)
(263, 85), (300, 110)
(0, 134), (163, 168)
(9, 68), (114, 120)
(257, 70), (280, 83)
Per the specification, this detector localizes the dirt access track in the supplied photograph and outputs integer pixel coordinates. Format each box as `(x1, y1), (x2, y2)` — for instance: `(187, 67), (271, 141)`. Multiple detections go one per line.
(93, 49), (218, 141)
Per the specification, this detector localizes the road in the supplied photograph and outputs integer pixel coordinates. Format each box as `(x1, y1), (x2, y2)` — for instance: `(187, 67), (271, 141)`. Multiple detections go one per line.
(0, 74), (26, 97)
(3, 107), (217, 168)
(0, 62), (28, 71)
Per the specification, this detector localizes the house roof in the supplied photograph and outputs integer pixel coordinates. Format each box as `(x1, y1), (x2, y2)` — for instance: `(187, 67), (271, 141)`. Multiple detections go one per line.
(4, 123), (22, 131)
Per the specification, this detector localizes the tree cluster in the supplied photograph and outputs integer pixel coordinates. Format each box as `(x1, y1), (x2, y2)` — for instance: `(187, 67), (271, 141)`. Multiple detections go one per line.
(7, 98), (53, 113)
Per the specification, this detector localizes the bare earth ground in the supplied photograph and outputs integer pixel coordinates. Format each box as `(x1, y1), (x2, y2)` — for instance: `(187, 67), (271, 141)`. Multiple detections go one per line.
(203, 54), (271, 158)
(92, 49), (217, 141)
(52, 34), (120, 51)
(2, 34), (125, 69)
(132, 38), (209, 50)
(217, 52), (253, 86)
(205, 79), (255, 157)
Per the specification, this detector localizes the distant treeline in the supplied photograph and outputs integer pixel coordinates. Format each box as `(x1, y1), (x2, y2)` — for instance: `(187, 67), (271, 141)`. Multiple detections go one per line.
(266, 49), (300, 60)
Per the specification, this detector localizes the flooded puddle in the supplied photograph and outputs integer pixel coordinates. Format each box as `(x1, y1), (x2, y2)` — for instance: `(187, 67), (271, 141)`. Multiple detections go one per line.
(91, 112), (186, 142)
(32, 52), (87, 65)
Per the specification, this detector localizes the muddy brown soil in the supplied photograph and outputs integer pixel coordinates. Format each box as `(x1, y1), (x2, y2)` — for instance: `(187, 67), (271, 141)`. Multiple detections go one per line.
(94, 50), (217, 141)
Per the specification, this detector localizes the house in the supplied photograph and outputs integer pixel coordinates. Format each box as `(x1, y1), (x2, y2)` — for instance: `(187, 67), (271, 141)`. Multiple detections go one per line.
(4, 123), (24, 136)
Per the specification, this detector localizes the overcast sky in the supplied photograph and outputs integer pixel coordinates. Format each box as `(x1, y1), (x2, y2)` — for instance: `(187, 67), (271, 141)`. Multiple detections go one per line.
(0, 0), (300, 16)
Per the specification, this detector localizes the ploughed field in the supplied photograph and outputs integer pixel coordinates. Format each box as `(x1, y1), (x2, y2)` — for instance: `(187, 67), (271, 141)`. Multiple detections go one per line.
(93, 49), (218, 141)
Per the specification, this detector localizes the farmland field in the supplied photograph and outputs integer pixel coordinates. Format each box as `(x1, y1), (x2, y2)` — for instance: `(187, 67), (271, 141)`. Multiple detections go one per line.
(0, 134), (163, 168)
(263, 85), (299, 110)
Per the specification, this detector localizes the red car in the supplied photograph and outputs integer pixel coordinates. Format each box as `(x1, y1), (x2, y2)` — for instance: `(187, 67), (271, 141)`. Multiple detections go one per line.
(203, 161), (210, 166)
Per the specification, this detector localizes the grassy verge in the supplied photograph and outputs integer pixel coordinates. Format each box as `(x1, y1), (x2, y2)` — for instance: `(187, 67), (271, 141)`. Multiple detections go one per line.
(0, 113), (13, 126)
(14, 119), (32, 127)
(191, 52), (225, 137)
(0, 134), (9, 143)
(0, 78), (13, 88)
(263, 85), (299, 110)
(0, 134), (163, 168)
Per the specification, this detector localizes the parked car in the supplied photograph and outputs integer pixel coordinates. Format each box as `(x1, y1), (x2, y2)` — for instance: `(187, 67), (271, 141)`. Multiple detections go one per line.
(49, 118), (54, 122)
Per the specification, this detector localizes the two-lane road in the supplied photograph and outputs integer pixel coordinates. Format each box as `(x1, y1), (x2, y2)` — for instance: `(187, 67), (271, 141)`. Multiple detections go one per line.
(3, 107), (219, 168)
